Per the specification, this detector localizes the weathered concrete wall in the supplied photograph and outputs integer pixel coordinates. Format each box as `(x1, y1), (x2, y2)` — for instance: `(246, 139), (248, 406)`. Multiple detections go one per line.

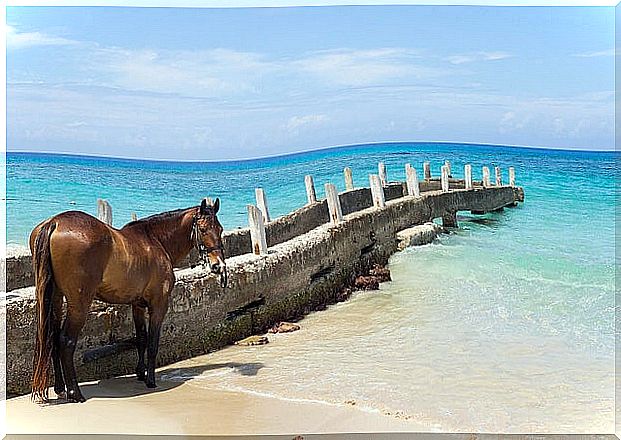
(5, 248), (33, 292)
(5, 183), (406, 290)
(5, 184), (521, 395)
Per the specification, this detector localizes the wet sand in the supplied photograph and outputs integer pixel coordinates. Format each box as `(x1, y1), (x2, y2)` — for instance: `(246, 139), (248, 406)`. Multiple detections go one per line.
(6, 362), (426, 436)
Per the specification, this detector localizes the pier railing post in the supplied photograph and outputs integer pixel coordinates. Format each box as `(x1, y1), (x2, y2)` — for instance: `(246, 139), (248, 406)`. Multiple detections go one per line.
(378, 162), (388, 187)
(423, 162), (431, 180)
(369, 174), (386, 208)
(509, 167), (516, 187)
(255, 187), (271, 223)
(405, 163), (420, 197)
(441, 165), (449, 192)
(97, 199), (113, 225)
(305, 175), (317, 205)
(247, 204), (268, 255)
(495, 166), (502, 186)
(482, 166), (490, 188)
(444, 160), (452, 177)
(464, 164), (473, 190)
(325, 183), (343, 224)
(344, 167), (354, 191)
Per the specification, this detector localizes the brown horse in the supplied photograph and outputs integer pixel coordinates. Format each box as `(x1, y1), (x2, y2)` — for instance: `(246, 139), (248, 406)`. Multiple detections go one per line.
(29, 198), (226, 403)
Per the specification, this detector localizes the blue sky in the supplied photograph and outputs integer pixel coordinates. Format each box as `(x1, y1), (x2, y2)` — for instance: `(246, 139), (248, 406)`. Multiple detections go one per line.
(6, 5), (614, 160)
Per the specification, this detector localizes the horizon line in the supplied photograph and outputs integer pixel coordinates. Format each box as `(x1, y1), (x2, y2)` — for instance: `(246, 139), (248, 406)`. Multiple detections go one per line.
(6, 140), (617, 164)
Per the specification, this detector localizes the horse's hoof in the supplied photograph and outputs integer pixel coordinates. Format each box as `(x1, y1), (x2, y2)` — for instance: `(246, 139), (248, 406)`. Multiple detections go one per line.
(146, 381), (157, 389)
(67, 390), (86, 403)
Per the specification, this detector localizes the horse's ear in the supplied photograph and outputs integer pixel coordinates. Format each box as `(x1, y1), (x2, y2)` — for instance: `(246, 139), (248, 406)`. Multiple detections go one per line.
(213, 198), (220, 214)
(200, 198), (208, 214)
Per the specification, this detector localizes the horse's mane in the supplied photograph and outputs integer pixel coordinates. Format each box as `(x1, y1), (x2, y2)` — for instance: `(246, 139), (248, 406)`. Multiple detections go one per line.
(123, 206), (197, 229)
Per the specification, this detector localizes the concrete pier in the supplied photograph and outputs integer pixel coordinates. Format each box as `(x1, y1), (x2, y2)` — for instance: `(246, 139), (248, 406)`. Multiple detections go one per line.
(4, 163), (524, 395)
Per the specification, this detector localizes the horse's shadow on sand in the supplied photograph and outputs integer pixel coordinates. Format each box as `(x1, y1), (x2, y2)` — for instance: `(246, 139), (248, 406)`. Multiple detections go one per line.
(43, 362), (264, 404)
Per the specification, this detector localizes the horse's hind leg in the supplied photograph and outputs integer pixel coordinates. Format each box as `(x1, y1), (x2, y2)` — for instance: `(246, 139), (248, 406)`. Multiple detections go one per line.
(145, 298), (169, 388)
(51, 288), (66, 398)
(59, 300), (89, 403)
(132, 303), (147, 381)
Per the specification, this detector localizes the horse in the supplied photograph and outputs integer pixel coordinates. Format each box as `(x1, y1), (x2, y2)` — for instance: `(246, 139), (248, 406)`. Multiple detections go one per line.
(29, 198), (227, 403)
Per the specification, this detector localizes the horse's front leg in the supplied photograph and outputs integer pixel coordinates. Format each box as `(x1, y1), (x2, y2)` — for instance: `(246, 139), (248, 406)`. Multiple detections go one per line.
(132, 303), (148, 381)
(145, 298), (169, 388)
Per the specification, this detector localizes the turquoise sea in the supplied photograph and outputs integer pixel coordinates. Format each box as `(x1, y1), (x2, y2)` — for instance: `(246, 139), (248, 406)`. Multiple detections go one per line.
(6, 142), (617, 431)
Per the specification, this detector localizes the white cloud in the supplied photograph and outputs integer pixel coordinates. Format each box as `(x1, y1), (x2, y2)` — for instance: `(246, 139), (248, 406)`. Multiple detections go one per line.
(55, 45), (453, 98)
(284, 114), (329, 131)
(9, 78), (613, 159)
(6, 24), (77, 50)
(446, 51), (512, 65)
(572, 49), (616, 58)
(93, 47), (276, 97)
(293, 48), (443, 86)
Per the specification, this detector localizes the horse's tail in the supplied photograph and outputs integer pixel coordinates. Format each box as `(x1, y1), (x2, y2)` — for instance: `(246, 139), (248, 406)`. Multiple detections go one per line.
(31, 221), (57, 403)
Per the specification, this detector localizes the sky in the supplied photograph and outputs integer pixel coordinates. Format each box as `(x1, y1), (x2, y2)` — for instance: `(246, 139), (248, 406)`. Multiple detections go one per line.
(6, 5), (615, 160)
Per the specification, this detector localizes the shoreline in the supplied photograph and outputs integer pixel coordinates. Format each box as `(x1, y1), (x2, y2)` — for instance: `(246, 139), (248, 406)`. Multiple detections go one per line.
(6, 370), (429, 436)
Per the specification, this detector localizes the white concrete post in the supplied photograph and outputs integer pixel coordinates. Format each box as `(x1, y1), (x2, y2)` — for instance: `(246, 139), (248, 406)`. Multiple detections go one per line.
(378, 162), (388, 187)
(305, 175), (317, 205)
(131, 212), (138, 221)
(464, 164), (473, 190)
(509, 167), (516, 187)
(97, 199), (112, 225)
(344, 167), (354, 191)
(495, 166), (502, 186)
(255, 187), (271, 223)
(405, 163), (420, 197)
(324, 183), (343, 224)
(247, 204), (268, 255)
(441, 165), (449, 192)
(444, 160), (451, 177)
(423, 162), (431, 180)
(482, 166), (490, 188)
(369, 174), (386, 208)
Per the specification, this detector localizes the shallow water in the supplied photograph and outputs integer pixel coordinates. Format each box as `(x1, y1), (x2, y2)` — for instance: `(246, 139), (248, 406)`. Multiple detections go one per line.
(160, 229), (613, 432)
(7, 143), (616, 431)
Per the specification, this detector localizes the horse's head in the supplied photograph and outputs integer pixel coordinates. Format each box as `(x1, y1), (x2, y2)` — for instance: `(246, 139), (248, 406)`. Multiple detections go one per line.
(193, 198), (227, 287)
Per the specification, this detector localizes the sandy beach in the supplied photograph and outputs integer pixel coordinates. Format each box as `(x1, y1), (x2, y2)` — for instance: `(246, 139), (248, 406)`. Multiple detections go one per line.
(6, 357), (427, 437)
